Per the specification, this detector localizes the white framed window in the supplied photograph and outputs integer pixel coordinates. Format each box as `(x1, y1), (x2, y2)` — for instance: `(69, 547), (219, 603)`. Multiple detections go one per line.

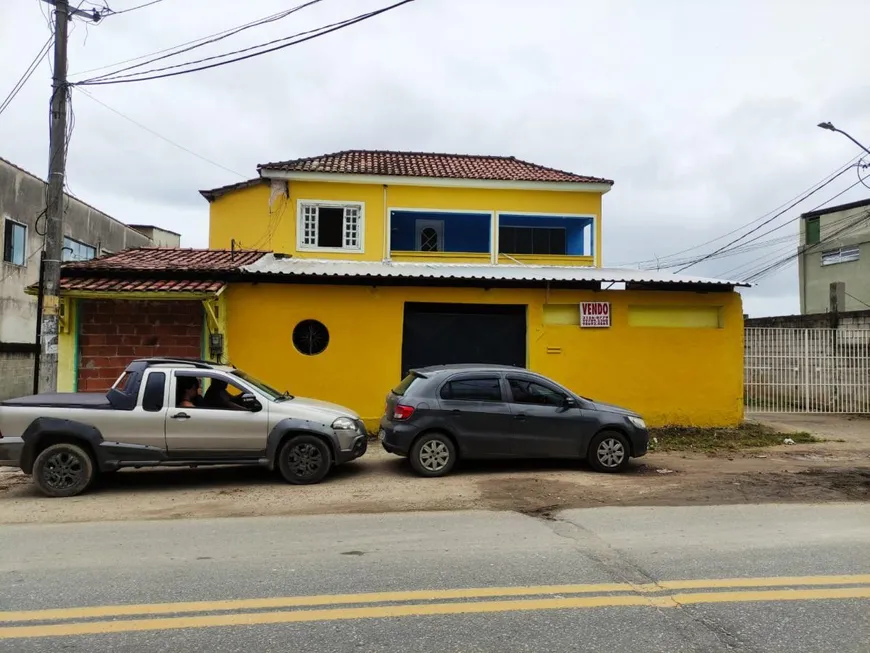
(821, 245), (860, 266)
(2, 218), (27, 266)
(63, 236), (96, 262)
(297, 201), (364, 252)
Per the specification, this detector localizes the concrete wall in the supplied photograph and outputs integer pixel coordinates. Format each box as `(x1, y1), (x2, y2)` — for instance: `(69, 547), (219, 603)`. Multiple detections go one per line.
(799, 203), (870, 314)
(0, 349), (35, 400)
(745, 310), (870, 330)
(0, 157), (152, 344)
(128, 225), (181, 248)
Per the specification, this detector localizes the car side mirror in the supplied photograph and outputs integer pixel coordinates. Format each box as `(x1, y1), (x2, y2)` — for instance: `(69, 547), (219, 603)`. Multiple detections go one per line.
(562, 396), (577, 409)
(240, 393), (262, 412)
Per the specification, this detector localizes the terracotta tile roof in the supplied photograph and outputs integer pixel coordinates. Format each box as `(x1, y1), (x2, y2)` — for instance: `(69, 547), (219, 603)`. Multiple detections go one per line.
(258, 150), (613, 185)
(60, 278), (224, 293)
(63, 248), (267, 272)
(198, 177), (267, 202)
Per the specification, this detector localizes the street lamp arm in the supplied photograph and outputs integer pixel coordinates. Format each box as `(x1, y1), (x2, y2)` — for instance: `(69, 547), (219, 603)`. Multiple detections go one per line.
(817, 121), (870, 157)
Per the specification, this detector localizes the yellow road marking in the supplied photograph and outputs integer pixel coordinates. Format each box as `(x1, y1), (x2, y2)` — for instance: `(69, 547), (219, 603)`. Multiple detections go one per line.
(2, 574), (869, 624)
(0, 583), (633, 623)
(1, 587), (868, 640)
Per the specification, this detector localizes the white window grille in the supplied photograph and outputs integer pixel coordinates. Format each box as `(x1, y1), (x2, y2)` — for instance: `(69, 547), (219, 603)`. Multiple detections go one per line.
(343, 206), (360, 249)
(298, 202), (363, 251)
(301, 205), (318, 247)
(820, 245), (860, 266)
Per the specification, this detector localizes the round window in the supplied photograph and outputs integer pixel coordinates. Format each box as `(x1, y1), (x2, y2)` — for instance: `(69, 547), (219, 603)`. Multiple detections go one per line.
(292, 319), (329, 356)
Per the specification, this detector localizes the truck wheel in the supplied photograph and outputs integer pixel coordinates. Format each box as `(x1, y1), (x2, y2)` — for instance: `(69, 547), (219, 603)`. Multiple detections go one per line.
(409, 432), (456, 477)
(278, 435), (332, 485)
(588, 431), (631, 473)
(32, 443), (95, 497)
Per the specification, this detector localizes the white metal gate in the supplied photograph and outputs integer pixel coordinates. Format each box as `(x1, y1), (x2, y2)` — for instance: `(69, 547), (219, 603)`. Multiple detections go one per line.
(745, 328), (870, 413)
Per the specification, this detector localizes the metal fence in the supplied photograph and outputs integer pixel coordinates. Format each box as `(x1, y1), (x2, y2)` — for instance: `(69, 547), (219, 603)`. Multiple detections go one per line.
(745, 327), (870, 413)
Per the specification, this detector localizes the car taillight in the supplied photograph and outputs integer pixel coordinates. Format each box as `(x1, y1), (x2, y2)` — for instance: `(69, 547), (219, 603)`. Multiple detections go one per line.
(393, 404), (415, 421)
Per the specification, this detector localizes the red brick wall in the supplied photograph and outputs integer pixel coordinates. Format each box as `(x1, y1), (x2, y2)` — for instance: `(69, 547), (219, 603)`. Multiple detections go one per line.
(77, 300), (203, 392)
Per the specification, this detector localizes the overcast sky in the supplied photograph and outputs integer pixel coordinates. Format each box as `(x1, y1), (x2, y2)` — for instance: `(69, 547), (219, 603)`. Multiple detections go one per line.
(2, 0), (869, 317)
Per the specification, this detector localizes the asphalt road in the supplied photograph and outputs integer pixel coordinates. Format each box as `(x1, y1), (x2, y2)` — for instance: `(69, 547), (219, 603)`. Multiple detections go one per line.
(1, 503), (869, 652)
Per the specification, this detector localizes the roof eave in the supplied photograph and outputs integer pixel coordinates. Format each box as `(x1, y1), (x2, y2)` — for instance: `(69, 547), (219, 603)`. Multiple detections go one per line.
(257, 169), (614, 194)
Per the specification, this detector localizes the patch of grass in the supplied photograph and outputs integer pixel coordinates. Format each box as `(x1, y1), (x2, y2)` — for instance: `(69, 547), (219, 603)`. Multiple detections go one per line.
(648, 423), (822, 453)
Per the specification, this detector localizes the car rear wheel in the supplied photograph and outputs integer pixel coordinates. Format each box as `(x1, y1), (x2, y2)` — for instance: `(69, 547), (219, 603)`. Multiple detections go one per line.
(278, 435), (332, 485)
(588, 431), (631, 473)
(32, 442), (95, 497)
(409, 433), (456, 477)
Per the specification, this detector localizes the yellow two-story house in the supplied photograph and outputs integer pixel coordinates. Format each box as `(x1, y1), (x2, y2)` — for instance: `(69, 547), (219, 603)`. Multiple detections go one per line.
(196, 150), (745, 428)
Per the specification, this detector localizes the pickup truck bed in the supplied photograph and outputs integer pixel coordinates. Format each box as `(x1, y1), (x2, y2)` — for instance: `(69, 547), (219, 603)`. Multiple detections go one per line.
(1, 393), (112, 409)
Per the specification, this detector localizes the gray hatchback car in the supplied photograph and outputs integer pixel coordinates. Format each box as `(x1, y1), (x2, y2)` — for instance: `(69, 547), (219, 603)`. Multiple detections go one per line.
(379, 365), (649, 477)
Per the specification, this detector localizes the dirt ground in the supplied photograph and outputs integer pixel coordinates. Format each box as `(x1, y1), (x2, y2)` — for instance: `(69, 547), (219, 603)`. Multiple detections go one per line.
(0, 414), (867, 524)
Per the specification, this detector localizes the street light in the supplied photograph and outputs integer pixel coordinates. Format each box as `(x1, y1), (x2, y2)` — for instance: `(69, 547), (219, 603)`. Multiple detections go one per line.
(817, 121), (870, 157)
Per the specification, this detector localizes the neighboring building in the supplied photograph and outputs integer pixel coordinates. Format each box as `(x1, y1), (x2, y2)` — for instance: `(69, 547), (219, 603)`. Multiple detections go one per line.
(0, 156), (174, 399)
(798, 197), (870, 314)
(51, 150), (748, 427)
(127, 225), (182, 248)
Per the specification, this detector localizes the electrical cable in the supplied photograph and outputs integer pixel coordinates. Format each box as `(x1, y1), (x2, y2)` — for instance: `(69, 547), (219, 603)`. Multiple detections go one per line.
(100, 0), (165, 16)
(744, 209), (870, 282)
(650, 176), (870, 272)
(79, 0), (324, 82)
(0, 36), (52, 118)
(75, 0), (415, 86)
(618, 153), (865, 268)
(74, 87), (247, 178)
(70, 2), (325, 77)
(673, 164), (858, 273)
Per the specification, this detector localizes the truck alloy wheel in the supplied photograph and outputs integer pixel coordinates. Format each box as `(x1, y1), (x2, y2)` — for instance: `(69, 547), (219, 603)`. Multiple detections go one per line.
(32, 443), (95, 497)
(278, 435), (332, 485)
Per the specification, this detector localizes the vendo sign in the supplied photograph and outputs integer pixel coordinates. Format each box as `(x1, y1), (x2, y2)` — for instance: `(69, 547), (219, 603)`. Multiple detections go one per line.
(579, 302), (611, 328)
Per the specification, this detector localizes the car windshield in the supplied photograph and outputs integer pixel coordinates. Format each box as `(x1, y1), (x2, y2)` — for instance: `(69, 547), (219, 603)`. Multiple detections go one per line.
(230, 370), (291, 401)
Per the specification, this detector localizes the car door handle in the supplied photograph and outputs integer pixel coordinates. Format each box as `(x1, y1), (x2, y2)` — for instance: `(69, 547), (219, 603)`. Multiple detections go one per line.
(171, 412), (191, 420)
(452, 409), (461, 414)
(514, 414), (527, 421)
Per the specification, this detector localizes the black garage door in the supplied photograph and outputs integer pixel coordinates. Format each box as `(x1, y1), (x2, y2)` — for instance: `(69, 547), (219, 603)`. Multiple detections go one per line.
(401, 303), (527, 376)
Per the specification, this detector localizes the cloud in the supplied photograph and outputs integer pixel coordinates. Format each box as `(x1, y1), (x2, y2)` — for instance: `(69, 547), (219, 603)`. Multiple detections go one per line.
(1, 0), (869, 315)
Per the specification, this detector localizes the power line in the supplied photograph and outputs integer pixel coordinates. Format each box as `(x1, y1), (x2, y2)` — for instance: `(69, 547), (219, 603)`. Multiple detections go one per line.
(75, 0), (416, 86)
(619, 153), (864, 268)
(74, 87), (247, 178)
(745, 209), (870, 282)
(79, 0), (324, 82)
(0, 36), (52, 118)
(100, 0), (165, 16)
(674, 164), (857, 273)
(69, 2), (323, 77)
(717, 207), (869, 280)
(846, 292), (870, 310)
(650, 176), (870, 272)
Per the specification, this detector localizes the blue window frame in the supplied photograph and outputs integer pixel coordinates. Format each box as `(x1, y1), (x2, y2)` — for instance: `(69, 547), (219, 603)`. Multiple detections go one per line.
(63, 236), (96, 262)
(3, 218), (26, 266)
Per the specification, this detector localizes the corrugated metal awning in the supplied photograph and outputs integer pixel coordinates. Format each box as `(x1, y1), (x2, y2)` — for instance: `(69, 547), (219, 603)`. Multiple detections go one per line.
(242, 256), (749, 288)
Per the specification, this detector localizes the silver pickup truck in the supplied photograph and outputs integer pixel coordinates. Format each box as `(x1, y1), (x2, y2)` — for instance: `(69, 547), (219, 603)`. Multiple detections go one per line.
(0, 358), (368, 497)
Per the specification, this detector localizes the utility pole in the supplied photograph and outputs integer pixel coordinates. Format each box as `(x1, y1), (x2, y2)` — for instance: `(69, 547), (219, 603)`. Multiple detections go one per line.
(38, 0), (99, 393)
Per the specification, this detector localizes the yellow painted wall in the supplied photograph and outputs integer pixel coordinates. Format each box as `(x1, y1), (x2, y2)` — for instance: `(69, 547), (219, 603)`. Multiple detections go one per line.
(57, 298), (78, 392)
(208, 181), (603, 264)
(225, 283), (743, 429)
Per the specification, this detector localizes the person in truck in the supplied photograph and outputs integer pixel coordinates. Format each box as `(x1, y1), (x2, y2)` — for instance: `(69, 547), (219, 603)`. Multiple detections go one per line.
(176, 377), (202, 408)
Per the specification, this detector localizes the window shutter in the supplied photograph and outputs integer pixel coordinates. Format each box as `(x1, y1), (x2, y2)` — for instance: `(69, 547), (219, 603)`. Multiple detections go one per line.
(806, 217), (820, 245)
